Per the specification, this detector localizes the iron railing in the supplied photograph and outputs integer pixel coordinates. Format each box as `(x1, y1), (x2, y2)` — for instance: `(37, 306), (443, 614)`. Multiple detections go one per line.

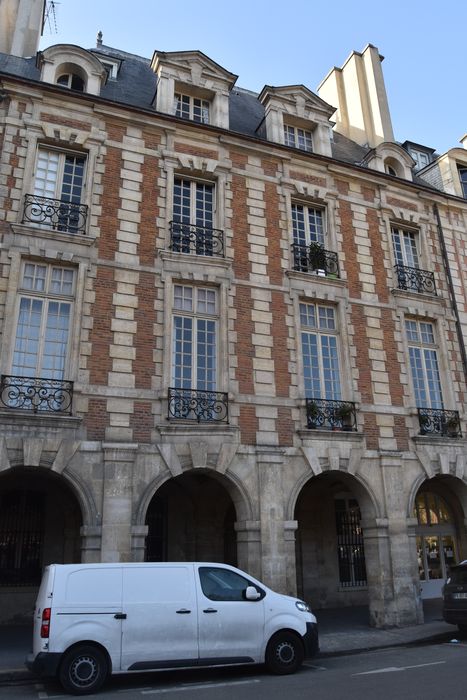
(418, 408), (461, 437)
(0, 375), (73, 414)
(306, 398), (357, 431)
(292, 242), (339, 277)
(168, 387), (228, 423)
(22, 194), (88, 234)
(169, 221), (224, 257)
(395, 264), (436, 295)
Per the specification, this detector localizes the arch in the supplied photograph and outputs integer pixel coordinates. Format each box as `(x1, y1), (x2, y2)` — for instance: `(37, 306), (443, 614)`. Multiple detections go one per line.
(407, 472), (467, 520)
(55, 63), (86, 91)
(286, 468), (380, 524)
(135, 465), (253, 527)
(38, 44), (107, 96)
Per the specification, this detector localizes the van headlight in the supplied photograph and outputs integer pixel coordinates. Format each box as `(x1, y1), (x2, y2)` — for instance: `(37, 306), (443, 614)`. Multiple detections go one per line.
(295, 600), (311, 612)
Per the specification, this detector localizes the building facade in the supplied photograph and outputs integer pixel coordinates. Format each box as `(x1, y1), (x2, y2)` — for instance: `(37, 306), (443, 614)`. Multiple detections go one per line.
(1, 1), (467, 626)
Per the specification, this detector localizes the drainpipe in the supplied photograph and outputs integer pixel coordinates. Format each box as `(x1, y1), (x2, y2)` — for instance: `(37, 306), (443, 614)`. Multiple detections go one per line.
(433, 203), (467, 384)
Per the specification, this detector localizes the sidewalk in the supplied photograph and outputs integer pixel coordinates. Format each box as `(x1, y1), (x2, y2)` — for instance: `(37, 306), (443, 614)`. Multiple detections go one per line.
(0, 601), (457, 683)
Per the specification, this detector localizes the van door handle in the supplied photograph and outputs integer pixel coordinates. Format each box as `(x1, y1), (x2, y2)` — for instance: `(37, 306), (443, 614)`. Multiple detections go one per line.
(176, 609), (191, 614)
(114, 613), (127, 619)
(203, 608), (218, 613)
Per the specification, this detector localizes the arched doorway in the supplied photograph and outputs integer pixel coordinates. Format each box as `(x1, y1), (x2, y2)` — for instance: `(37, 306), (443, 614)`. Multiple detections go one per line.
(413, 477), (467, 599)
(0, 468), (83, 622)
(294, 471), (374, 610)
(145, 472), (237, 565)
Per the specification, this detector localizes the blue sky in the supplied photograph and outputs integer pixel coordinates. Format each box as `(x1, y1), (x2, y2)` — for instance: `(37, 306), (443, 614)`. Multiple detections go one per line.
(39, 0), (466, 155)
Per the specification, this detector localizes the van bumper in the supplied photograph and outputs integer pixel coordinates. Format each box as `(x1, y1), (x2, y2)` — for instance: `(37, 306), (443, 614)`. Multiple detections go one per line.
(302, 622), (319, 658)
(25, 652), (61, 677)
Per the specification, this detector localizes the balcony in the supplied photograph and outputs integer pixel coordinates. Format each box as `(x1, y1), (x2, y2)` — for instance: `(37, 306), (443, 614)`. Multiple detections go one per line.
(0, 375), (73, 414)
(292, 242), (339, 277)
(169, 221), (224, 257)
(168, 387), (229, 423)
(306, 398), (357, 431)
(418, 408), (461, 437)
(395, 264), (436, 295)
(22, 194), (88, 235)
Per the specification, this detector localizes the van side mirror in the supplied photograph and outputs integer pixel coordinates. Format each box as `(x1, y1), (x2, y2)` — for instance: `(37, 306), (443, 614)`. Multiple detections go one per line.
(244, 585), (261, 601)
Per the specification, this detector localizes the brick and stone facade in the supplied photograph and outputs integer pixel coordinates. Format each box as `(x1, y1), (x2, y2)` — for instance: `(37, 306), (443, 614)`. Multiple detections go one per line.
(1, 19), (467, 627)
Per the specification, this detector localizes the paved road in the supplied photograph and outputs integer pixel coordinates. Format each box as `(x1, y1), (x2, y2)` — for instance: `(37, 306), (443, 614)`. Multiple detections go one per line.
(2, 641), (467, 700)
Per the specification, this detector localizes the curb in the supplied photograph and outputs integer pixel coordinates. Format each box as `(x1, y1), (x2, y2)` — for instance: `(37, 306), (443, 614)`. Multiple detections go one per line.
(317, 630), (454, 658)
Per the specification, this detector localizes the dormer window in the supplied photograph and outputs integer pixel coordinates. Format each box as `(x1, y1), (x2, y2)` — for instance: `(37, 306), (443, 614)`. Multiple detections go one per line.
(284, 124), (313, 152)
(57, 73), (85, 91)
(174, 93), (210, 124)
(458, 167), (467, 198)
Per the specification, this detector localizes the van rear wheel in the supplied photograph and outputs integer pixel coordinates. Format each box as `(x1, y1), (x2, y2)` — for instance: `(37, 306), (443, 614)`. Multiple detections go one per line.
(265, 631), (304, 675)
(59, 644), (108, 695)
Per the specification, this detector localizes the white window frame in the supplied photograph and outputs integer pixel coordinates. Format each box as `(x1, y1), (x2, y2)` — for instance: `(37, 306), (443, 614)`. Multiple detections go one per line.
(10, 261), (76, 380)
(391, 226), (420, 269)
(292, 202), (326, 247)
(283, 124), (313, 152)
(171, 284), (219, 392)
(300, 301), (342, 400)
(405, 318), (443, 409)
(174, 92), (210, 124)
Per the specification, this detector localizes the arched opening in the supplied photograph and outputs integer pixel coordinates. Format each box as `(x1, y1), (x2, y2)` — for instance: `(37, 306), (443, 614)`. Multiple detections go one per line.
(55, 63), (86, 91)
(413, 476), (467, 599)
(144, 472), (237, 565)
(294, 471), (375, 610)
(0, 468), (83, 622)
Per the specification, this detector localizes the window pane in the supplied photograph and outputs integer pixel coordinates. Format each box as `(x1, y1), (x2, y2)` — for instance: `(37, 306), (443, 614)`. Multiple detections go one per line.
(12, 298), (43, 376)
(172, 316), (193, 388)
(40, 301), (70, 379)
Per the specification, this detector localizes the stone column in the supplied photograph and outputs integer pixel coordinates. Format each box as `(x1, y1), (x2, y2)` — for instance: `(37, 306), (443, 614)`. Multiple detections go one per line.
(131, 524), (149, 562)
(364, 452), (423, 627)
(80, 525), (102, 563)
(100, 443), (138, 562)
(235, 520), (262, 580)
(284, 520), (298, 597)
(257, 447), (287, 593)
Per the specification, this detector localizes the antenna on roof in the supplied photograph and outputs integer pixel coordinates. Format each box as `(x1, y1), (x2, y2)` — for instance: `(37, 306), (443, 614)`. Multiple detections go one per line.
(43, 1), (59, 35)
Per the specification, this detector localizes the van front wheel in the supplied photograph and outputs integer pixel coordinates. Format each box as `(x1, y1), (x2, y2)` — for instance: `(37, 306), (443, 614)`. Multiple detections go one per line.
(265, 631), (304, 675)
(59, 644), (108, 695)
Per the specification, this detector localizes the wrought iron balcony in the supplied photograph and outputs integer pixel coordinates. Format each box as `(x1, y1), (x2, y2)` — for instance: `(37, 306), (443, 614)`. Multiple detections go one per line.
(292, 242), (339, 277)
(395, 264), (436, 295)
(168, 387), (229, 423)
(418, 408), (461, 437)
(22, 194), (88, 234)
(0, 375), (73, 414)
(306, 398), (357, 431)
(169, 221), (224, 257)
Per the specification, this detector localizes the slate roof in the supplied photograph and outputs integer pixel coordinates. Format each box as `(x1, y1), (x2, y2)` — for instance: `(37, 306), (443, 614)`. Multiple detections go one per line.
(0, 43), (431, 176)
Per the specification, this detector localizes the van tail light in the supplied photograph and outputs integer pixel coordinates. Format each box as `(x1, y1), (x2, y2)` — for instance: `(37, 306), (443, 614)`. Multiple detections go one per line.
(40, 608), (51, 638)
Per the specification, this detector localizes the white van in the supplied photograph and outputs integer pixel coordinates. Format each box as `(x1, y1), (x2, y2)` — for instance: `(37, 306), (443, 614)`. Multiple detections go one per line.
(26, 562), (318, 695)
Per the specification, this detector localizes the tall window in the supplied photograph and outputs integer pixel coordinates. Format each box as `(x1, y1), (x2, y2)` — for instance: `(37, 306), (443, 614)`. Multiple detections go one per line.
(458, 167), (467, 199)
(34, 148), (86, 205)
(284, 124), (313, 152)
(12, 262), (75, 380)
(174, 93), (210, 124)
(392, 226), (419, 268)
(300, 302), (341, 399)
(292, 204), (325, 247)
(172, 285), (218, 391)
(405, 319), (443, 408)
(172, 178), (215, 255)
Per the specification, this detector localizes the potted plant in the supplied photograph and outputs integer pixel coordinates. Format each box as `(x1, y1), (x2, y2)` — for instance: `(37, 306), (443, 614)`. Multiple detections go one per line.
(308, 241), (327, 274)
(334, 403), (353, 430)
(307, 400), (321, 429)
(444, 415), (460, 438)
(418, 412), (430, 435)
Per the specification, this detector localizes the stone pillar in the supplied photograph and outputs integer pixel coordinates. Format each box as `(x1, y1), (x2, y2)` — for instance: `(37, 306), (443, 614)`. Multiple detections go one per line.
(131, 524), (149, 562)
(100, 443), (138, 562)
(235, 520), (261, 580)
(257, 448), (287, 593)
(80, 525), (102, 563)
(284, 520), (298, 597)
(364, 452), (423, 627)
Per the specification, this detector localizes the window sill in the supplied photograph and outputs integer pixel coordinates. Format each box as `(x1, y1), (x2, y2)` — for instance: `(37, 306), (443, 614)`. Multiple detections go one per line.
(0, 408), (82, 430)
(12, 223), (94, 247)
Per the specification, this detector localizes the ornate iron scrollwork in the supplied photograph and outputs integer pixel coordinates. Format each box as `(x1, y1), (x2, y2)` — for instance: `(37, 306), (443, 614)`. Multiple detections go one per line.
(418, 408), (461, 437)
(168, 387), (229, 423)
(22, 194), (88, 234)
(395, 264), (436, 295)
(306, 398), (357, 431)
(169, 222), (224, 257)
(292, 242), (340, 277)
(0, 375), (73, 414)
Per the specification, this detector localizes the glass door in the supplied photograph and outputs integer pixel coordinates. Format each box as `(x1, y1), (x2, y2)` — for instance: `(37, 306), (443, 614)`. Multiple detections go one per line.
(417, 535), (457, 598)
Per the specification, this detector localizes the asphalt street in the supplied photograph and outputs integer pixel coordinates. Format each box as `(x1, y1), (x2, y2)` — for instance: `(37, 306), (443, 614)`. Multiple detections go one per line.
(1, 640), (467, 700)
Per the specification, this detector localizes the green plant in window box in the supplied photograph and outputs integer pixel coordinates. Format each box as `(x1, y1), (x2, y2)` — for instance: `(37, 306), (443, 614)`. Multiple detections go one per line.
(308, 241), (327, 273)
(444, 415), (460, 437)
(307, 400), (320, 429)
(419, 412), (430, 435)
(334, 403), (353, 430)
